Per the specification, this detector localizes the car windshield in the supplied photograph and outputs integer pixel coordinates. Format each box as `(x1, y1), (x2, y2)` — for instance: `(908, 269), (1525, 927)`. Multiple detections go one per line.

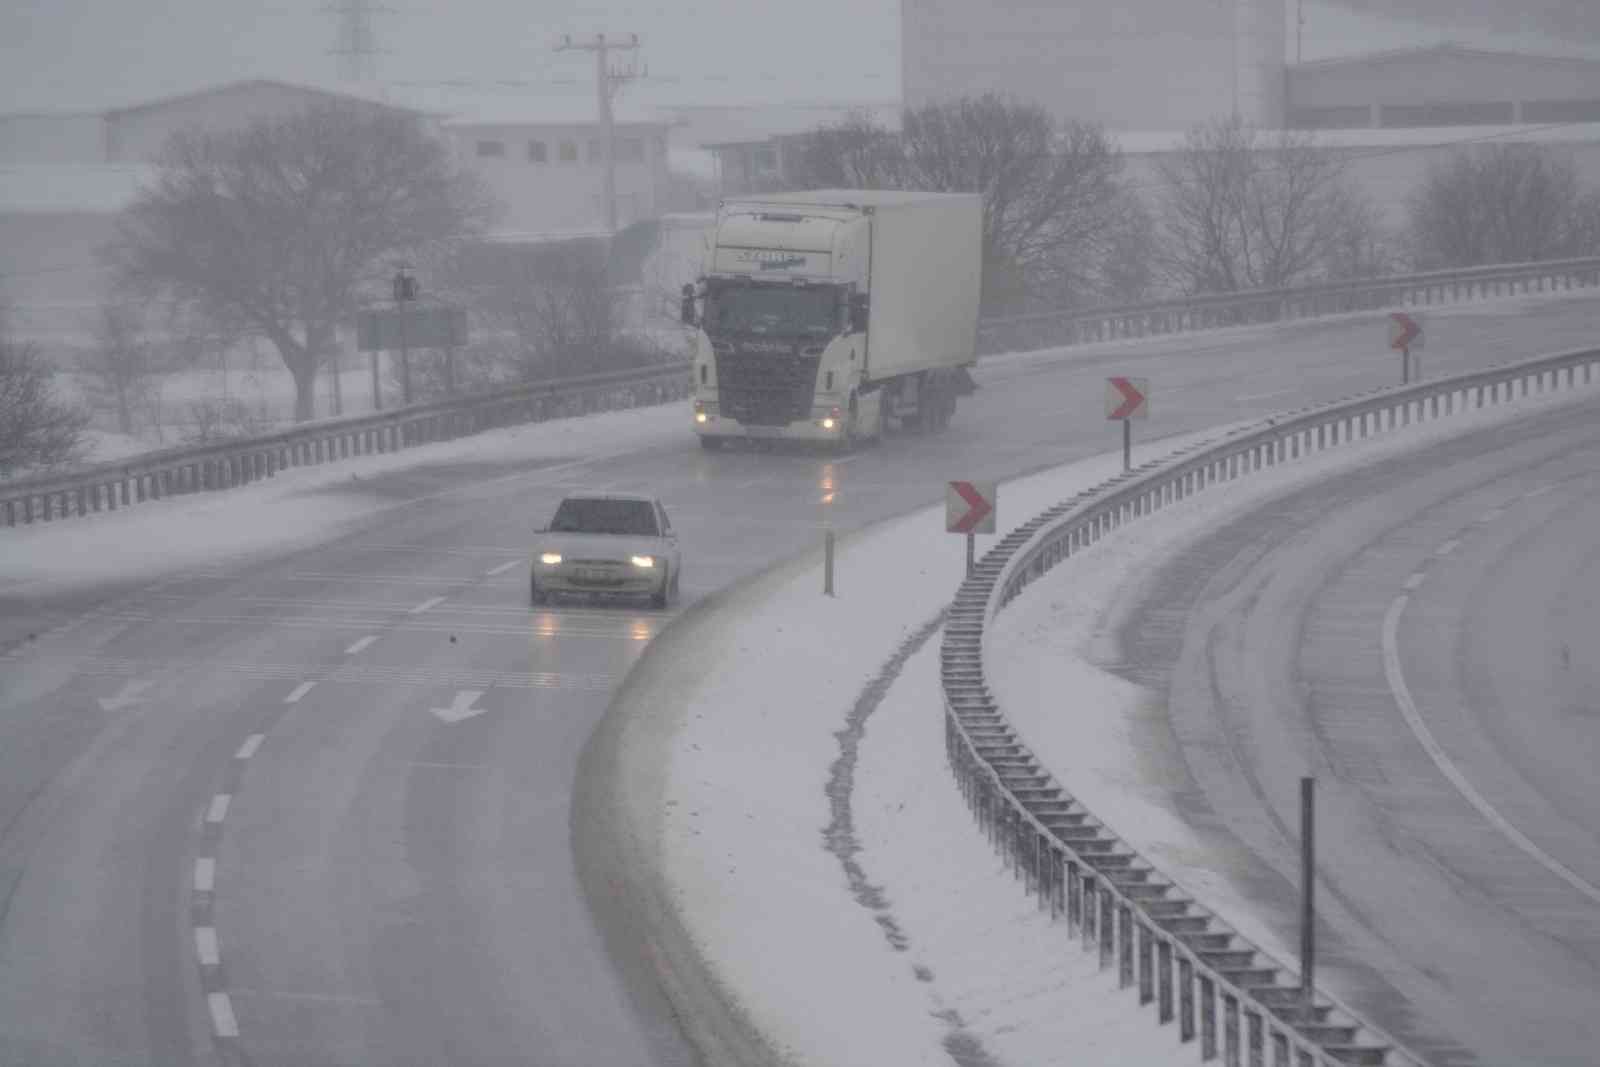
(549, 498), (660, 536)
(706, 282), (839, 339)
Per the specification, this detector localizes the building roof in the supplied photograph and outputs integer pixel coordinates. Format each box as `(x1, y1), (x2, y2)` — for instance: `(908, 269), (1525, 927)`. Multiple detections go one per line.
(0, 165), (155, 214)
(1114, 121), (1600, 154)
(1292, 42), (1600, 72)
(672, 101), (899, 150)
(103, 78), (425, 118)
(381, 84), (662, 127)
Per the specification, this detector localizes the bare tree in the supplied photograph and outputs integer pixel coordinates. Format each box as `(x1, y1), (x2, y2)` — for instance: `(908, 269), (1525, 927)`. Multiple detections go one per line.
(107, 104), (493, 422)
(77, 299), (158, 435)
(0, 316), (86, 476)
(1566, 189), (1600, 257)
(789, 95), (1137, 314)
(1157, 118), (1381, 294)
(1407, 144), (1585, 269)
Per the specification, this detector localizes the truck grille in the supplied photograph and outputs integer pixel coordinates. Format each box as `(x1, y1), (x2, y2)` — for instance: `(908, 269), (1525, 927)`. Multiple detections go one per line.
(715, 348), (821, 426)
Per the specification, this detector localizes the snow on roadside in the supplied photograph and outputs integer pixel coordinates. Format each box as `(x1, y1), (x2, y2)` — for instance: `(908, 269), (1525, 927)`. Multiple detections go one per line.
(658, 424), (1243, 1067)
(983, 377), (1600, 989)
(0, 404), (687, 597)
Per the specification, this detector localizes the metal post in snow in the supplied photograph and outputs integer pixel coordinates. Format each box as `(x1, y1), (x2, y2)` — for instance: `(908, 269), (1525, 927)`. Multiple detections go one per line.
(371, 350), (382, 411)
(1123, 418), (1132, 472)
(1401, 344), (1410, 385)
(823, 527), (835, 596)
(1300, 776), (1316, 1009)
(966, 532), (976, 578)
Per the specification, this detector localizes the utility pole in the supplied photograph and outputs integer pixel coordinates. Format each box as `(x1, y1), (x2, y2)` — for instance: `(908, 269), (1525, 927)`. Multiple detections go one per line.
(327, 0), (386, 84)
(555, 32), (641, 233)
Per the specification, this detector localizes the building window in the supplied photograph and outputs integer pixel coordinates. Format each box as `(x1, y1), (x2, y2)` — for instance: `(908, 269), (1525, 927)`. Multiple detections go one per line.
(559, 140), (578, 162)
(617, 137), (645, 163)
(1289, 105), (1371, 130)
(753, 146), (779, 174)
(476, 139), (506, 158)
(528, 140), (547, 163)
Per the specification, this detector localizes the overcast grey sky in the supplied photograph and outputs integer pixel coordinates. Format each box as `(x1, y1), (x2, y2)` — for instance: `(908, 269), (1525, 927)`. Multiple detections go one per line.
(0, 1), (1594, 114)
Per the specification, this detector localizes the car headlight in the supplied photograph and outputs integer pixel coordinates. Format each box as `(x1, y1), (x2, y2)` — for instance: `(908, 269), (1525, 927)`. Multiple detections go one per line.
(630, 555), (655, 569)
(540, 552), (563, 566)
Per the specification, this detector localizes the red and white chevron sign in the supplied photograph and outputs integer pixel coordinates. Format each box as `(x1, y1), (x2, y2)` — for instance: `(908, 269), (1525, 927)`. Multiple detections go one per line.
(1389, 312), (1424, 351)
(947, 480), (996, 534)
(1106, 377), (1149, 420)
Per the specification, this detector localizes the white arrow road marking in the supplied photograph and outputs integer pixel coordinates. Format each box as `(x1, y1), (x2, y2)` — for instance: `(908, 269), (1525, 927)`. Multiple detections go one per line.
(344, 635), (378, 655)
(283, 682), (316, 704)
(1384, 595), (1600, 906)
(431, 689), (488, 724)
(487, 560), (521, 576)
(97, 679), (153, 712)
(408, 596), (446, 615)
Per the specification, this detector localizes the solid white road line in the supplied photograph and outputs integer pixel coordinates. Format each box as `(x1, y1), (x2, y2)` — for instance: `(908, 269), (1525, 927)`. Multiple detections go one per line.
(235, 734), (265, 760)
(486, 560), (521, 576)
(1382, 594), (1600, 906)
(1435, 538), (1462, 557)
(206, 794), (232, 824)
(207, 992), (239, 1038)
(195, 927), (220, 967)
(1403, 573), (1426, 591)
(408, 596), (446, 615)
(283, 681), (316, 704)
(344, 635), (378, 655)
(194, 857), (216, 894)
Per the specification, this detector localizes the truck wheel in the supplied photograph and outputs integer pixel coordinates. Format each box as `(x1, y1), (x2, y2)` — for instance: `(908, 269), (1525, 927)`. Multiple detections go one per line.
(699, 436), (722, 451)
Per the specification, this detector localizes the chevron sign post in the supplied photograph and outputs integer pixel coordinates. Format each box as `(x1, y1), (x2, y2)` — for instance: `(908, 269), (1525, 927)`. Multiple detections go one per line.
(1389, 312), (1425, 383)
(1106, 377), (1150, 472)
(948, 480), (997, 578)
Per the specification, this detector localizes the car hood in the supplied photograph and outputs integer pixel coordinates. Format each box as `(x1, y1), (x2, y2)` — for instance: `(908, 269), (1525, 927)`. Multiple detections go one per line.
(537, 532), (670, 560)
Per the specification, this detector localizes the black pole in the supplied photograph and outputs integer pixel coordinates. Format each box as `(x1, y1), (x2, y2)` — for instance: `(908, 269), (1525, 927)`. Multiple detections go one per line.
(1300, 776), (1315, 1007)
(1122, 418), (1132, 472)
(966, 532), (975, 578)
(370, 351), (382, 412)
(823, 528), (835, 597)
(1401, 345), (1410, 385)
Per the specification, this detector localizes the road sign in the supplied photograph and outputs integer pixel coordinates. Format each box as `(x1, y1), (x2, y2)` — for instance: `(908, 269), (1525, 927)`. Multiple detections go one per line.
(1388, 312), (1424, 351)
(357, 305), (468, 352)
(947, 480), (996, 535)
(1106, 377), (1149, 420)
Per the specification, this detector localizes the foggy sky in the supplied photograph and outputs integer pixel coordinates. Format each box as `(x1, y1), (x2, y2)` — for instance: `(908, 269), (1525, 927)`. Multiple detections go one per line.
(0, 1), (1594, 115)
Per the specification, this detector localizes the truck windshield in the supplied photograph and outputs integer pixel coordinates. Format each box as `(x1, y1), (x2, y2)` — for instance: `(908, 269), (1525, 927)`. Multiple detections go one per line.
(706, 283), (839, 339)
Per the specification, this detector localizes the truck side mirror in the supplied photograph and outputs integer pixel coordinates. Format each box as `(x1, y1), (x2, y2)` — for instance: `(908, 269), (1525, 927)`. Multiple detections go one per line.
(849, 293), (869, 333)
(680, 284), (698, 327)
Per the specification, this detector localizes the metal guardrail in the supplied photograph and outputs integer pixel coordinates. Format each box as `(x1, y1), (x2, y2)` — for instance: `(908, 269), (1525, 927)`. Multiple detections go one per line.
(1, 361), (691, 527)
(941, 345), (1600, 1066)
(975, 256), (1600, 355)
(7, 255), (1599, 528)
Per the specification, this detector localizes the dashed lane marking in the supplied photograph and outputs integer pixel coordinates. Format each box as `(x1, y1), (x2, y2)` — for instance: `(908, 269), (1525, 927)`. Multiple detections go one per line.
(207, 992), (239, 1038)
(194, 858), (216, 893)
(1478, 506), (1506, 523)
(408, 596), (446, 615)
(1403, 573), (1426, 591)
(1383, 595), (1600, 907)
(235, 734), (265, 760)
(98, 612), (649, 640)
(206, 795), (231, 823)
(283, 681), (316, 704)
(486, 560), (521, 576)
(1435, 538), (1461, 557)
(344, 635), (379, 655)
(4, 655), (618, 692)
(1525, 484), (1558, 499)
(195, 927), (220, 967)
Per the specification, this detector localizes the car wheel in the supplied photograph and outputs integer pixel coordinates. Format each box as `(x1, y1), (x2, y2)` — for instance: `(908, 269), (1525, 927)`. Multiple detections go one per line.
(651, 568), (670, 609)
(530, 576), (547, 606)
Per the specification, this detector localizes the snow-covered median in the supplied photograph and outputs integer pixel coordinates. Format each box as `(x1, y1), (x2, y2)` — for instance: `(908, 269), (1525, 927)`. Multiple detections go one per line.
(609, 424), (1245, 1067)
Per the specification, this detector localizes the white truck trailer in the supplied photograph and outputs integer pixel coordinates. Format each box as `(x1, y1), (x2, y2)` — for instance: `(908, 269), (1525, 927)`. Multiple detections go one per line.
(682, 189), (982, 448)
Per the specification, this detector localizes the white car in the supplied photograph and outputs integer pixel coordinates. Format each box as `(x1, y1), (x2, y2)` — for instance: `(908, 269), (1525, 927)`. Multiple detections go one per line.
(530, 493), (682, 608)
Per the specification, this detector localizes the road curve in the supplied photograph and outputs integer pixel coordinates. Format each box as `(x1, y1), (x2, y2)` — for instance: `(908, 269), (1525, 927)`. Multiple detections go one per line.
(1, 293), (1598, 1066)
(1114, 399), (1600, 1067)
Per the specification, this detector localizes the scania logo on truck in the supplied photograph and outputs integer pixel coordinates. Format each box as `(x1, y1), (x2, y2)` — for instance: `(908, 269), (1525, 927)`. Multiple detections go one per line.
(737, 251), (807, 271)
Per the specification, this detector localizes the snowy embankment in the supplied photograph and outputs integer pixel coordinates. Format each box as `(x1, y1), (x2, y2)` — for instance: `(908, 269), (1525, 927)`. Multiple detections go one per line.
(625, 377), (1599, 1067)
(595, 424), (1250, 1067)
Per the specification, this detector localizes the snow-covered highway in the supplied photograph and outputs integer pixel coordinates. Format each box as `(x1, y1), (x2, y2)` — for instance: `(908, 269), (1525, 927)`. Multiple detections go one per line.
(1, 291), (1597, 1066)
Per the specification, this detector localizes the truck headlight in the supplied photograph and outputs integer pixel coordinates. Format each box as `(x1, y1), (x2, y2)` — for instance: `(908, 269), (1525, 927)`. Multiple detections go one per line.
(631, 555), (655, 569)
(540, 552), (563, 566)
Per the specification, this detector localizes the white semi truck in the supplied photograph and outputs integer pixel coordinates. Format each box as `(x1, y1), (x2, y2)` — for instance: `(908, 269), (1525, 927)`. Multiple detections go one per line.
(682, 189), (982, 449)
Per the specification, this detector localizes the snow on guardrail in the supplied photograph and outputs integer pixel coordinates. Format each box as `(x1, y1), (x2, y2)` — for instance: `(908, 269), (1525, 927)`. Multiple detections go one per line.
(941, 345), (1600, 1067)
